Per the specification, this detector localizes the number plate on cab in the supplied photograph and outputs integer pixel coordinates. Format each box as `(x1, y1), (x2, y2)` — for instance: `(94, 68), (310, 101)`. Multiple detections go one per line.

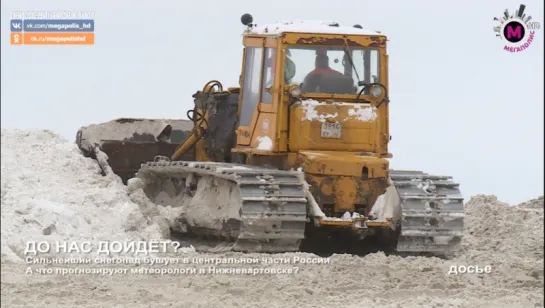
(321, 122), (341, 138)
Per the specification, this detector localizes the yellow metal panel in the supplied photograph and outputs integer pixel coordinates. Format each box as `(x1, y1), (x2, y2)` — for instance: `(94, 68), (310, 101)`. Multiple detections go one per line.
(237, 126), (252, 145)
(333, 176), (357, 211)
(305, 173), (388, 214)
(265, 37), (277, 47)
(288, 103), (303, 151)
(243, 36), (265, 47)
(289, 101), (380, 152)
(296, 151), (388, 178)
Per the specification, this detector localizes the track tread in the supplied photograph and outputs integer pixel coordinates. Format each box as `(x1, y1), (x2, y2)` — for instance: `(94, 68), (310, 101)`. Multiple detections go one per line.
(390, 170), (464, 255)
(137, 161), (307, 253)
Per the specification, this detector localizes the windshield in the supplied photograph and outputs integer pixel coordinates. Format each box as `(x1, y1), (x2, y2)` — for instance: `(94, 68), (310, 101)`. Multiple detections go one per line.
(285, 46), (379, 95)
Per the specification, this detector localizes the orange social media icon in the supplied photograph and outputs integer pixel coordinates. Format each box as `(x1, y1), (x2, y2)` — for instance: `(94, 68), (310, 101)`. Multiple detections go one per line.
(11, 33), (23, 45)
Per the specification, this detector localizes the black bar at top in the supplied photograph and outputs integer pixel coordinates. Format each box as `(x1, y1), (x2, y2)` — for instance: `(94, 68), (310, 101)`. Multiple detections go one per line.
(518, 4), (526, 18)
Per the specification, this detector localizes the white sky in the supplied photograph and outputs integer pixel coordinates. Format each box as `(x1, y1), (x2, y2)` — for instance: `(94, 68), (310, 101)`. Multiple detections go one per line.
(1, 0), (543, 205)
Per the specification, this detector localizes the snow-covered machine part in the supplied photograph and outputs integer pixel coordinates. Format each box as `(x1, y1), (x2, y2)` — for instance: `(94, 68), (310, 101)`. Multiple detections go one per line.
(135, 161), (308, 252)
(76, 118), (194, 183)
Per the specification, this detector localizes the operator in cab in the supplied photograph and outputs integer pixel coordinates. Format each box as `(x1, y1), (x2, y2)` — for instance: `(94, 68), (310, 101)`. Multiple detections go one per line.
(301, 54), (352, 94)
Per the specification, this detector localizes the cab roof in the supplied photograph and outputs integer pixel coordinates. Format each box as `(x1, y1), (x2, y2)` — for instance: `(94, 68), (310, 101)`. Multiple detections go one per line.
(244, 20), (383, 36)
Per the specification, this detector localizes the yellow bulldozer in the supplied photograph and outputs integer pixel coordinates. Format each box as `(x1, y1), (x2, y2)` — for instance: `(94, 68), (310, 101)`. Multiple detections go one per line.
(76, 14), (464, 256)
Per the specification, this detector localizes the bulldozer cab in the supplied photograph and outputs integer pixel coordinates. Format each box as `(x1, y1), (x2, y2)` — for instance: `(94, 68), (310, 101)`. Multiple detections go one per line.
(235, 17), (390, 156)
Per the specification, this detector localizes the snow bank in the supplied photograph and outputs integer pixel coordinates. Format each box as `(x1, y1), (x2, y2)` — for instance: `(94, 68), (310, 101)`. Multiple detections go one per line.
(1, 129), (543, 307)
(0, 129), (191, 263)
(461, 195), (544, 262)
(4, 194), (542, 307)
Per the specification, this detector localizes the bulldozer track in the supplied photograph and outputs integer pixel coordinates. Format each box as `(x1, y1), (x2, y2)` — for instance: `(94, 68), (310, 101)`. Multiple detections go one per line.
(136, 161), (308, 253)
(389, 170), (464, 256)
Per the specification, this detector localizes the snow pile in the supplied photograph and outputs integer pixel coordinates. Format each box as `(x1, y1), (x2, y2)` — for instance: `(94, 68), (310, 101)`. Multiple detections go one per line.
(300, 100), (377, 122)
(0, 129), (190, 263)
(2, 192), (543, 308)
(442, 194), (545, 296)
(461, 195), (544, 261)
(0, 129), (543, 307)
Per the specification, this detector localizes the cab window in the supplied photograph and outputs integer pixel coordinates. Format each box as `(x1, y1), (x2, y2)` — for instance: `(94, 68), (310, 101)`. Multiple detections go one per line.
(285, 46), (379, 95)
(240, 47), (264, 126)
(261, 47), (276, 104)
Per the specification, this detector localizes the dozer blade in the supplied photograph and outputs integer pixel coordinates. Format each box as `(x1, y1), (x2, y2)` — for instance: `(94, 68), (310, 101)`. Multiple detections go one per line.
(75, 118), (195, 183)
(135, 161), (308, 253)
(389, 170), (464, 256)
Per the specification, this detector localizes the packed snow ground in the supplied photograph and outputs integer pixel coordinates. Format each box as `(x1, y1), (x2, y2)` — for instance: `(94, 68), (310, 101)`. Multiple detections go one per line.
(1, 129), (543, 307)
